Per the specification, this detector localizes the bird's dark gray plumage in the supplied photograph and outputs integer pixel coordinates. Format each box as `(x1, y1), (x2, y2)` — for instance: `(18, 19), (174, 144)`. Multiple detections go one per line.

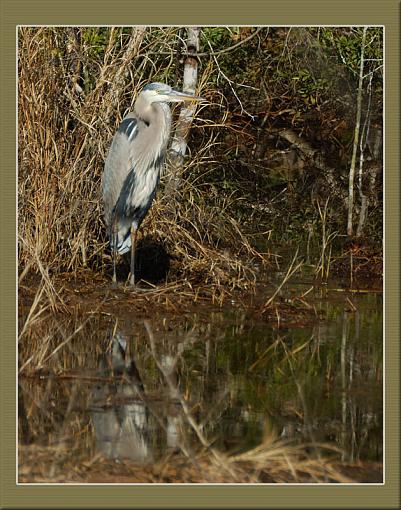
(102, 82), (202, 285)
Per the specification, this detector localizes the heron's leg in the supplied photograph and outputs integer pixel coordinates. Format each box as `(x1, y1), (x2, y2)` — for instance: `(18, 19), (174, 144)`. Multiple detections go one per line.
(130, 226), (137, 286)
(112, 226), (117, 284)
(112, 249), (117, 284)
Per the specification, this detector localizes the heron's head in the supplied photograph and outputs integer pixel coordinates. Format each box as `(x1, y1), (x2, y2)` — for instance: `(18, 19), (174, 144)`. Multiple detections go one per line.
(140, 82), (203, 104)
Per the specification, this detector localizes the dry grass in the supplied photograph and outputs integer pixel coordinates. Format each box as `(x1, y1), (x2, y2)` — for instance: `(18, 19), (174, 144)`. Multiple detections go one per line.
(18, 27), (265, 296)
(19, 436), (365, 484)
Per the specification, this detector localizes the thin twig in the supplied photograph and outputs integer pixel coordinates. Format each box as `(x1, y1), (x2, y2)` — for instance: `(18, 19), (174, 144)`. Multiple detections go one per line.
(262, 250), (302, 309)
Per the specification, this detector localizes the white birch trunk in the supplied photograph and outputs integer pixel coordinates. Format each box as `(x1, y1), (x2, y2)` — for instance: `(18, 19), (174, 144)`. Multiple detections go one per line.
(347, 27), (367, 236)
(356, 118), (368, 237)
(169, 27), (201, 193)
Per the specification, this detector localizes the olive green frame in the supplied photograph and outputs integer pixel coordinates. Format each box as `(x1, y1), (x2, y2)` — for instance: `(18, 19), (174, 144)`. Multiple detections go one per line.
(1, 0), (398, 508)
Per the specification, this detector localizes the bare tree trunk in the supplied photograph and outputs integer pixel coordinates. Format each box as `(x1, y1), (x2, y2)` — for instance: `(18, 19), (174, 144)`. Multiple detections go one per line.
(356, 73), (374, 237)
(347, 27), (367, 236)
(356, 195), (368, 237)
(168, 27), (201, 194)
(356, 112), (368, 237)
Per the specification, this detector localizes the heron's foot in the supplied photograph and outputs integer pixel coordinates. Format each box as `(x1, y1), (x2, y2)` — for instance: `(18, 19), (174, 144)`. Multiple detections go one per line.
(129, 273), (136, 286)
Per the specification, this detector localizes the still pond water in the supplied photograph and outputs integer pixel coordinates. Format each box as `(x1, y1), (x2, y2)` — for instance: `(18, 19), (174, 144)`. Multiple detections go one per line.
(19, 280), (383, 469)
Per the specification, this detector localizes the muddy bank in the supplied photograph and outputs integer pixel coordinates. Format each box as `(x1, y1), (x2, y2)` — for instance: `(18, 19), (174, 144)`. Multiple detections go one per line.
(19, 445), (383, 483)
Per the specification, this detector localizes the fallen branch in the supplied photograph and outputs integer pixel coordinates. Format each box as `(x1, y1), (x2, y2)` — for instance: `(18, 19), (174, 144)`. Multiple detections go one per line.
(274, 128), (348, 207)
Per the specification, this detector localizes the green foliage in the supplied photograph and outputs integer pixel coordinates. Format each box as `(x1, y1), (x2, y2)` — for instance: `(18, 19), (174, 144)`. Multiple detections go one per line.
(81, 27), (109, 56)
(322, 27), (382, 75)
(202, 27), (233, 47)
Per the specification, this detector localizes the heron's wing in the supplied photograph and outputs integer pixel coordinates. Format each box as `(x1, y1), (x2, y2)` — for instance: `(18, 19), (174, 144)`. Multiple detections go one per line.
(113, 151), (163, 227)
(102, 115), (138, 225)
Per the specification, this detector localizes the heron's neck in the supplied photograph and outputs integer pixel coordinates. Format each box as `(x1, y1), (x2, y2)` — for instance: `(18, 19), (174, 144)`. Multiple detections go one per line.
(151, 103), (172, 150)
(134, 102), (171, 171)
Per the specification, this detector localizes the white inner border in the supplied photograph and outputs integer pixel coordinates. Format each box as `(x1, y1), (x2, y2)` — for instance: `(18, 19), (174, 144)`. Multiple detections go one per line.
(16, 24), (385, 487)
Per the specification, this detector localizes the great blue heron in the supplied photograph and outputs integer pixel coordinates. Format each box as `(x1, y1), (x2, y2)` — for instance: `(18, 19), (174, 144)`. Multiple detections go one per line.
(103, 82), (202, 285)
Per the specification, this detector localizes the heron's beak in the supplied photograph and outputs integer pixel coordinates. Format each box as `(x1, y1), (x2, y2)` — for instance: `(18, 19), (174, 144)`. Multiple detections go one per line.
(168, 90), (204, 102)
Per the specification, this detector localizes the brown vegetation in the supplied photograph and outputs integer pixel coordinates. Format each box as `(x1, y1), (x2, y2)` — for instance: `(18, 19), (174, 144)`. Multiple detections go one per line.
(18, 27), (265, 295)
(19, 440), (382, 483)
(18, 27), (383, 296)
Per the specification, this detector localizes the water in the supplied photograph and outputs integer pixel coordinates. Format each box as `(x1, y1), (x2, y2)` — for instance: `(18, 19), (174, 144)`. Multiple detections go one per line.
(18, 281), (383, 473)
